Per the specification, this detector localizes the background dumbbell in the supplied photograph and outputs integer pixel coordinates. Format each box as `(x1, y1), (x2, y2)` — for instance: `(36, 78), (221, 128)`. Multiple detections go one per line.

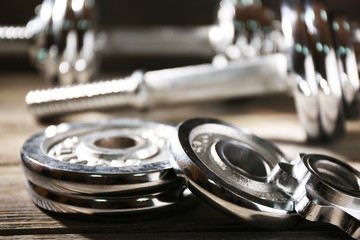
(25, 0), (360, 142)
(0, 0), (282, 85)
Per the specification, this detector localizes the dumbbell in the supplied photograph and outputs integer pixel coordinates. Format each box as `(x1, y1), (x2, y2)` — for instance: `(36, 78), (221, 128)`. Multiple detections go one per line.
(26, 0), (360, 141)
(1, 0), (280, 86)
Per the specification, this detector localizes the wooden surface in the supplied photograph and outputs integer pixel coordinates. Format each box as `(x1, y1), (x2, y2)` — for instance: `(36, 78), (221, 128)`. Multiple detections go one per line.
(1, 73), (360, 239)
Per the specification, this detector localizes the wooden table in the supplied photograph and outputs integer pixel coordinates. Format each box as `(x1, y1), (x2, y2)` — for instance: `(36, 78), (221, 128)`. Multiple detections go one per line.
(1, 73), (359, 239)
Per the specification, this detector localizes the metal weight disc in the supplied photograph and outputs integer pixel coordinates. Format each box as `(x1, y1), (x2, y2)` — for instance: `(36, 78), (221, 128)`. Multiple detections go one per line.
(169, 118), (301, 229)
(281, 0), (321, 141)
(295, 154), (360, 239)
(303, 0), (345, 140)
(26, 180), (193, 215)
(30, 0), (97, 85)
(330, 15), (360, 119)
(21, 118), (177, 195)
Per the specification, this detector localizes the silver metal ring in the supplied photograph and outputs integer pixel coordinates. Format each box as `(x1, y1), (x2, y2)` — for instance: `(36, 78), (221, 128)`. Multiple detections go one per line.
(21, 118), (177, 195)
(169, 118), (300, 229)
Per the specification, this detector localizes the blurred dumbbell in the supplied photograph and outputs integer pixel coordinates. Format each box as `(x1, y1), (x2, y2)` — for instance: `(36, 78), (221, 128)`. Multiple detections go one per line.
(26, 0), (360, 141)
(0, 0), (280, 86)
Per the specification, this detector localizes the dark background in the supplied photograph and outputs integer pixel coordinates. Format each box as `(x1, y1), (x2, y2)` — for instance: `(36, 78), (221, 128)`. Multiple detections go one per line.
(2, 0), (359, 26)
(0, 0), (359, 72)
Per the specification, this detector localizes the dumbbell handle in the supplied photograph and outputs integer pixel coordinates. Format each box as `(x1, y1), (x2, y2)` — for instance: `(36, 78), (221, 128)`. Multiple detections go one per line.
(1, 23), (275, 59)
(100, 26), (217, 58)
(0, 24), (218, 58)
(0, 25), (33, 55)
(26, 54), (289, 118)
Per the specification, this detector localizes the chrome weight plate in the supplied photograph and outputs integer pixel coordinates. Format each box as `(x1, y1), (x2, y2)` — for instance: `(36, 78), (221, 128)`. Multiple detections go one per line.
(303, 0), (345, 140)
(26, 180), (192, 215)
(330, 14), (360, 119)
(21, 118), (177, 195)
(291, 154), (360, 239)
(169, 118), (301, 229)
(281, 0), (321, 141)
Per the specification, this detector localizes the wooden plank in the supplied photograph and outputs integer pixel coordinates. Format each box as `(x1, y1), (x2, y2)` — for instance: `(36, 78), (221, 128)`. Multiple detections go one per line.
(0, 166), (353, 239)
(0, 231), (352, 240)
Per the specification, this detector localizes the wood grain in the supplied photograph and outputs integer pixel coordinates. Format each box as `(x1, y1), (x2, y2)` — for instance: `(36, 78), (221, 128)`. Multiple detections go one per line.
(0, 73), (358, 239)
(0, 166), (352, 239)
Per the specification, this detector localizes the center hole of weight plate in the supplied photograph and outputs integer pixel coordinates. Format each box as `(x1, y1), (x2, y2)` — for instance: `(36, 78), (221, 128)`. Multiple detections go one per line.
(314, 159), (360, 192)
(94, 136), (137, 149)
(216, 140), (270, 178)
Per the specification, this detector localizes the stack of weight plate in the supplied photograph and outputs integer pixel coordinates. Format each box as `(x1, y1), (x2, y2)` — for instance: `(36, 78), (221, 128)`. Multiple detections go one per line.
(21, 117), (360, 239)
(21, 119), (192, 217)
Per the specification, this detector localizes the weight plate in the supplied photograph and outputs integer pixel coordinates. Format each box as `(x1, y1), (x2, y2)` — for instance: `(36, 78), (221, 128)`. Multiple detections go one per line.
(26, 180), (192, 215)
(169, 118), (300, 229)
(303, 0), (345, 140)
(21, 118), (177, 195)
(281, 0), (321, 141)
(294, 154), (360, 239)
(331, 15), (360, 119)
